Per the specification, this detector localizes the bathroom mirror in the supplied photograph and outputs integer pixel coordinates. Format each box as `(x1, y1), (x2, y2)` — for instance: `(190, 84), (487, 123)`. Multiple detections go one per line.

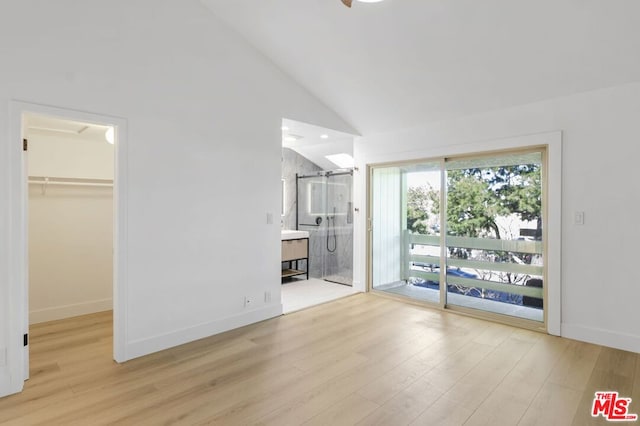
(306, 180), (326, 216)
(306, 181), (349, 216)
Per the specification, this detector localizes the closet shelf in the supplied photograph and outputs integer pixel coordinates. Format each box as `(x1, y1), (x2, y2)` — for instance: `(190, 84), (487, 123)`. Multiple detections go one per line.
(28, 176), (113, 188)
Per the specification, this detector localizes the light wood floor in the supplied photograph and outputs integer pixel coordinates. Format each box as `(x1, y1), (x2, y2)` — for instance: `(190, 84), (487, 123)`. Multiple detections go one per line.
(1, 294), (638, 425)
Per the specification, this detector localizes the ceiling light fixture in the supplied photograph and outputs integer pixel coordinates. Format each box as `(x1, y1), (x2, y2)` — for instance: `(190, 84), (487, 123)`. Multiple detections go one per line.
(283, 133), (304, 147)
(320, 134), (329, 139)
(105, 127), (115, 144)
(281, 126), (289, 131)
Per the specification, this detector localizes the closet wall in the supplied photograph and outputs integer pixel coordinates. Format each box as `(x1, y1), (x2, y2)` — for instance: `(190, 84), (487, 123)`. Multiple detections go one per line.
(27, 125), (114, 324)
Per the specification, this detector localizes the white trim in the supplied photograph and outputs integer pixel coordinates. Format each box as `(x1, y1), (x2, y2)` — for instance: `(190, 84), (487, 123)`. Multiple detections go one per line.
(545, 133), (562, 336)
(112, 107), (129, 363)
(4, 101), (128, 397)
(8, 101), (27, 392)
(126, 305), (283, 360)
(356, 131), (562, 335)
(562, 323), (640, 354)
(29, 299), (113, 325)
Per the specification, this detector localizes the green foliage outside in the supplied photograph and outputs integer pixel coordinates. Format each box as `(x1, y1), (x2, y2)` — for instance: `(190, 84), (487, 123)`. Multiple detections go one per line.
(407, 165), (541, 238)
(407, 185), (436, 235)
(445, 165), (541, 240)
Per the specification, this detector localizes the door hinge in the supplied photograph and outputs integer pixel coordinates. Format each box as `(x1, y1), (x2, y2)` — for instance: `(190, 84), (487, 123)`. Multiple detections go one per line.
(23, 334), (28, 347)
(23, 138), (28, 151)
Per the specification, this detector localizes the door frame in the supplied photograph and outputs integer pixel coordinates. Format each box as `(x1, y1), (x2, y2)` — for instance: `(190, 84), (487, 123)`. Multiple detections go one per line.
(6, 100), (129, 394)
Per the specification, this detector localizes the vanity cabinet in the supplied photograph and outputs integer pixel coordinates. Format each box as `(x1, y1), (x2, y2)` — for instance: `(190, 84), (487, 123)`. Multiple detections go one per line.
(281, 237), (309, 280)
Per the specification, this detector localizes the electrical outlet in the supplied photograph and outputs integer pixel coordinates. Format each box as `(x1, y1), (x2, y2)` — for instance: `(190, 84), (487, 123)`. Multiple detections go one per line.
(574, 211), (585, 225)
(264, 291), (271, 303)
(266, 213), (274, 224)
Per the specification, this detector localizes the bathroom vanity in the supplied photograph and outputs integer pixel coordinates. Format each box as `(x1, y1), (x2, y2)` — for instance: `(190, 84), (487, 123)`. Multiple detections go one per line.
(281, 230), (309, 280)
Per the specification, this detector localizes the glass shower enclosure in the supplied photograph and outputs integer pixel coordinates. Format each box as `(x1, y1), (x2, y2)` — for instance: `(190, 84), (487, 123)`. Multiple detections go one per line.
(296, 170), (353, 286)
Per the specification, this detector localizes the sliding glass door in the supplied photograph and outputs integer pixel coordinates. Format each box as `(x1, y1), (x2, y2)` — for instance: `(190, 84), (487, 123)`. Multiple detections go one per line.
(443, 152), (544, 322)
(370, 149), (545, 324)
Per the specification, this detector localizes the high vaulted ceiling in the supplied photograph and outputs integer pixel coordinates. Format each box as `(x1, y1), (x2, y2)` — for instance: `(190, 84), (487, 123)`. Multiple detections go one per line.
(202, 0), (640, 135)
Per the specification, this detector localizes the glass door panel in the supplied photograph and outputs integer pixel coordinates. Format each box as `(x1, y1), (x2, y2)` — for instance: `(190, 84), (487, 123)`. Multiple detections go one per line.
(296, 171), (354, 285)
(371, 162), (441, 304)
(323, 172), (354, 285)
(444, 152), (544, 322)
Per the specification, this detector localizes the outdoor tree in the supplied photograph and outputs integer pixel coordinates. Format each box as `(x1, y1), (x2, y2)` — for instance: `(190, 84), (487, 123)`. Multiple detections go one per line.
(405, 165), (541, 240)
(407, 185), (432, 234)
(445, 165), (541, 240)
(407, 166), (541, 236)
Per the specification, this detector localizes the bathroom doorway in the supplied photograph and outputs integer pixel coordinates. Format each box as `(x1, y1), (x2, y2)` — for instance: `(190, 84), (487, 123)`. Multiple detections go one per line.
(280, 118), (357, 312)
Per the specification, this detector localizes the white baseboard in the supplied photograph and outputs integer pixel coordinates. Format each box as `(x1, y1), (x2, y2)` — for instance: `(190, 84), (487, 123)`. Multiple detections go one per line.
(125, 303), (284, 361)
(30, 299), (113, 324)
(562, 323), (640, 354)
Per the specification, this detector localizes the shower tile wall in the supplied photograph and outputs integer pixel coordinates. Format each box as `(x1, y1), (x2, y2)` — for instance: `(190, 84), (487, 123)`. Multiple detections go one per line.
(307, 231), (325, 279)
(281, 148), (322, 231)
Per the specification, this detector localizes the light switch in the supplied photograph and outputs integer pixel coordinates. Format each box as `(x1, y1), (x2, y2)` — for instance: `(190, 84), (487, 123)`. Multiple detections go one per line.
(266, 212), (273, 224)
(574, 211), (585, 225)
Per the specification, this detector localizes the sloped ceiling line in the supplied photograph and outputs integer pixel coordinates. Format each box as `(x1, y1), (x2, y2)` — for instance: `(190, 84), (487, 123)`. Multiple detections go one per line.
(201, 0), (640, 135)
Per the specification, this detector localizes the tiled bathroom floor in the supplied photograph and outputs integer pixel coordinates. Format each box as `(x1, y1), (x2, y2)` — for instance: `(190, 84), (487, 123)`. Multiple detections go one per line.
(281, 277), (358, 313)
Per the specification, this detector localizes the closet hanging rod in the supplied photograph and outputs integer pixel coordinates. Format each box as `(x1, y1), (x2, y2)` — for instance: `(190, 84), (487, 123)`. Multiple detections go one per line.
(28, 176), (113, 187)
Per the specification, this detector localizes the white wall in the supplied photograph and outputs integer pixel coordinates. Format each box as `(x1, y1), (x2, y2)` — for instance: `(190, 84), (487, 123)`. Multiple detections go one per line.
(28, 185), (113, 324)
(27, 131), (114, 180)
(0, 0), (355, 395)
(354, 82), (640, 353)
(0, 134), (7, 375)
(27, 130), (114, 324)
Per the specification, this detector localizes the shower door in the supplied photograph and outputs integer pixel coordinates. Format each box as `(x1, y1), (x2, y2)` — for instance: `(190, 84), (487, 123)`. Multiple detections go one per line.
(297, 171), (353, 286)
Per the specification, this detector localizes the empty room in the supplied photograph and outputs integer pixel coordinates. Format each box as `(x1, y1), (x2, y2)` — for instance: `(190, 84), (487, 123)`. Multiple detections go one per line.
(1, 1), (639, 425)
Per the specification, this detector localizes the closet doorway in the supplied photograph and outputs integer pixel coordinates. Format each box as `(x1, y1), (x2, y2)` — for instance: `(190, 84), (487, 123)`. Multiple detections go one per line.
(6, 101), (129, 392)
(24, 112), (115, 380)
